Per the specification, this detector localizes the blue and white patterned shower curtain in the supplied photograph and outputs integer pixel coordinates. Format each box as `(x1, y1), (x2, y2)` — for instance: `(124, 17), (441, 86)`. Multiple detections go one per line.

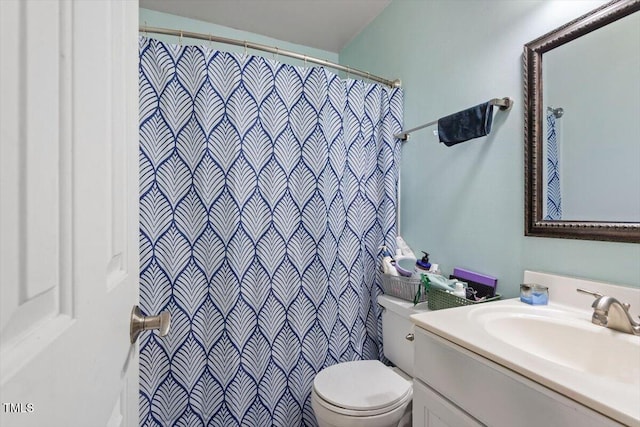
(138, 37), (403, 426)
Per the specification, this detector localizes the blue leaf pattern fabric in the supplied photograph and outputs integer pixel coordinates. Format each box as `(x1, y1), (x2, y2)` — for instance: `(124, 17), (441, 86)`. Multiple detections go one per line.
(545, 110), (562, 220)
(139, 37), (403, 427)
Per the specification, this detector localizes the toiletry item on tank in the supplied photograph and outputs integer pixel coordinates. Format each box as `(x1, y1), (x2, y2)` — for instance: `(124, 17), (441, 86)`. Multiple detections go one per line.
(395, 236), (416, 259)
(451, 267), (497, 298)
(379, 246), (393, 258)
(395, 252), (417, 277)
(421, 272), (457, 292)
(382, 256), (397, 276)
(453, 282), (467, 299)
(452, 267), (497, 287)
(416, 251), (431, 271)
(428, 263), (441, 275)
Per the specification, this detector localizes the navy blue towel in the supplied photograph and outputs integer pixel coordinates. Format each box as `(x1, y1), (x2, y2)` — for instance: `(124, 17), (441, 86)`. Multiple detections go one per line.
(437, 102), (494, 146)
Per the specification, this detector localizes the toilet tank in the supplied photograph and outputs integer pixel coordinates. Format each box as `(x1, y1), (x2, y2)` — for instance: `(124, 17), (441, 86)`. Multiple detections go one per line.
(378, 295), (429, 377)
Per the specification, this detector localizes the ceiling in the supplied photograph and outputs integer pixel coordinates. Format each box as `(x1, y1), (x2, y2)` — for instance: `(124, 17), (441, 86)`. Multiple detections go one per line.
(139, 0), (393, 53)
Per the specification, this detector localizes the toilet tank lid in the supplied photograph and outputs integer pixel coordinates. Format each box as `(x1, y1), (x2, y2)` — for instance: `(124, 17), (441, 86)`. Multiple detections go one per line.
(378, 294), (429, 317)
(313, 360), (411, 411)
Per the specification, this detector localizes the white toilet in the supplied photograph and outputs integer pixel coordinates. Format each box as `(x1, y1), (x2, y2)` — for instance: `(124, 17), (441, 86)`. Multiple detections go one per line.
(311, 295), (428, 427)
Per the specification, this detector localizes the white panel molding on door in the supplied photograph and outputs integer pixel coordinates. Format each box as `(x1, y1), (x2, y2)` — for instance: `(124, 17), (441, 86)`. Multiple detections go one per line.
(0, 0), (75, 384)
(0, 1), (140, 426)
(106, 0), (134, 293)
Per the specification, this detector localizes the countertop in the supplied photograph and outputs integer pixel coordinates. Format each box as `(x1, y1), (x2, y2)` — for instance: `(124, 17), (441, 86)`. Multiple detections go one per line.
(411, 298), (640, 427)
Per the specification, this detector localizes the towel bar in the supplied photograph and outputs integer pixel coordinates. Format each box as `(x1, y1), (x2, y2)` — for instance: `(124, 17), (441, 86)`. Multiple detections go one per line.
(395, 97), (512, 141)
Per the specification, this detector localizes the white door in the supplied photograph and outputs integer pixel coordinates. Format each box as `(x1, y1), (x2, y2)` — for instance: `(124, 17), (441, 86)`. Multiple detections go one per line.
(0, 1), (141, 426)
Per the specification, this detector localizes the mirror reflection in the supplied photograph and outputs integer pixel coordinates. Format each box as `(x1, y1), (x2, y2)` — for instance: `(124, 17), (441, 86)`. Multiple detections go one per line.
(541, 11), (640, 223)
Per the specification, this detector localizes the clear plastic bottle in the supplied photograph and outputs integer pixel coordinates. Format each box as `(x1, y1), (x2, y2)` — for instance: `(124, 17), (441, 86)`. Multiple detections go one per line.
(453, 282), (467, 299)
(382, 256), (397, 276)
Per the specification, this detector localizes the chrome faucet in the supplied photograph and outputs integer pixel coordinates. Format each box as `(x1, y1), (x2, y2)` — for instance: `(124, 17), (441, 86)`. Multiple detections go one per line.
(577, 289), (640, 336)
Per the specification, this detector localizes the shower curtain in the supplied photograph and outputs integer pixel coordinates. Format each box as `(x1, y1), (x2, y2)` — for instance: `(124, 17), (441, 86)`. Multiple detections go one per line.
(545, 110), (562, 220)
(138, 37), (403, 426)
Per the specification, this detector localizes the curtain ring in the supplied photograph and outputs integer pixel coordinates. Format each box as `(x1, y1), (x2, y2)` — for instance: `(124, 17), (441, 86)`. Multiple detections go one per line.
(244, 41), (248, 56)
(304, 55), (307, 67)
(209, 34), (212, 49)
(179, 30), (183, 46)
(346, 66), (350, 80)
(143, 21), (148, 37)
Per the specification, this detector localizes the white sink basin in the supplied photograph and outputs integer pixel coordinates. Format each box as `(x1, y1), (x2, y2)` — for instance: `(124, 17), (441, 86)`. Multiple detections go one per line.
(411, 299), (640, 426)
(469, 306), (640, 385)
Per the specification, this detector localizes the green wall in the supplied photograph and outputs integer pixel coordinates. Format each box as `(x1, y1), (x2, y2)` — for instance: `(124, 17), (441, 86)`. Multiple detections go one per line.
(341, 0), (640, 296)
(139, 8), (339, 65)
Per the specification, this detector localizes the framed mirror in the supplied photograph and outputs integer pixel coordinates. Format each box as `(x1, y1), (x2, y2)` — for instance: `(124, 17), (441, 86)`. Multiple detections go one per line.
(524, 0), (640, 243)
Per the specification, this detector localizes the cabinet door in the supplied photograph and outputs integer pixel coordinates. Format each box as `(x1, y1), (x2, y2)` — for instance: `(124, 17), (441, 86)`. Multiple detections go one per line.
(413, 380), (483, 427)
(414, 329), (625, 427)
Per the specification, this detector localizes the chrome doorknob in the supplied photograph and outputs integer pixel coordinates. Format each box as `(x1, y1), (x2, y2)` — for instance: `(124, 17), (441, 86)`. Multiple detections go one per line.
(130, 305), (171, 344)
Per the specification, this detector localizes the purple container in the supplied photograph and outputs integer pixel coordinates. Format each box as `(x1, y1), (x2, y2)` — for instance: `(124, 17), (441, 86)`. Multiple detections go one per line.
(452, 267), (497, 287)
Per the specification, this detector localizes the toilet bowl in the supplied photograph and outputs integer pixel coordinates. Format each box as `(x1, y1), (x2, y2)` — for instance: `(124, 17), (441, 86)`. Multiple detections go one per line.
(311, 295), (428, 427)
(311, 360), (412, 427)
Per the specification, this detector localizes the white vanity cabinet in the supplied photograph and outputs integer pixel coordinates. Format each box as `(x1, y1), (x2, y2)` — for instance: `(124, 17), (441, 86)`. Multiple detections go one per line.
(412, 327), (624, 427)
(412, 379), (482, 427)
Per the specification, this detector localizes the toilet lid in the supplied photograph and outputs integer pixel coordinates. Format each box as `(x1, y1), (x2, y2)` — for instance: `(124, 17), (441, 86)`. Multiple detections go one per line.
(313, 360), (412, 411)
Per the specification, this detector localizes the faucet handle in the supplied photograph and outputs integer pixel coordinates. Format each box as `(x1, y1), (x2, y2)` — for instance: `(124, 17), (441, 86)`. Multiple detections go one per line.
(576, 288), (603, 298)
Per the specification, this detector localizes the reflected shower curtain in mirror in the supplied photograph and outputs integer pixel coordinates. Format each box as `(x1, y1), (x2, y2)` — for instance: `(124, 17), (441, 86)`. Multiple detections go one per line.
(545, 110), (562, 220)
(138, 37), (403, 426)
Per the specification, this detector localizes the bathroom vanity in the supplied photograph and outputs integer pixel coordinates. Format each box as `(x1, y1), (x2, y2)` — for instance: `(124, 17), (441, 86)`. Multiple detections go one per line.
(410, 271), (640, 427)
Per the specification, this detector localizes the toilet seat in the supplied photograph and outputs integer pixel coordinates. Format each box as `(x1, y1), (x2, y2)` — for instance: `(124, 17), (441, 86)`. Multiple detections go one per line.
(312, 388), (412, 418)
(312, 360), (412, 417)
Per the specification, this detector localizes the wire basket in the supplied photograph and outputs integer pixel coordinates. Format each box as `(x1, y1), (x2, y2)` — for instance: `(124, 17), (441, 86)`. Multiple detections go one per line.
(381, 274), (426, 303)
(428, 288), (501, 311)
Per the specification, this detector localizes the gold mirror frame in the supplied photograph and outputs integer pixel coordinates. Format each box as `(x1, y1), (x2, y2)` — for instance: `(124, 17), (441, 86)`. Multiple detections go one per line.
(524, 0), (640, 243)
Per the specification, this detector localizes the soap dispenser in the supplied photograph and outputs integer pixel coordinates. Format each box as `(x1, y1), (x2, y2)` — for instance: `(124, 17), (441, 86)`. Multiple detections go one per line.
(416, 251), (431, 271)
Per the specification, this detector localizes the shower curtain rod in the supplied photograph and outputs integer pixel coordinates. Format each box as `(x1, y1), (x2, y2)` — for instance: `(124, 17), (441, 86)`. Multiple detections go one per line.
(394, 97), (513, 141)
(547, 106), (564, 118)
(139, 25), (402, 88)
